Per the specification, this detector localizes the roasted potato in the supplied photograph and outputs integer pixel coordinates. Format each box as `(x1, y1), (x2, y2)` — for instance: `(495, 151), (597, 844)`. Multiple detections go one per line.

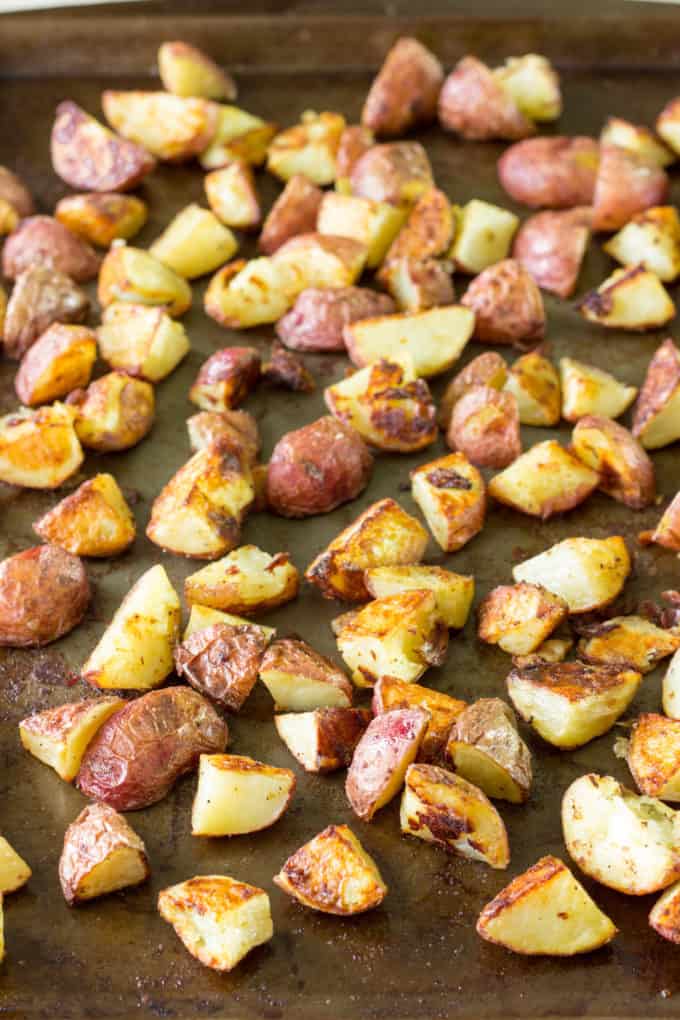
(401, 764), (510, 868)
(102, 90), (217, 162)
(462, 259), (545, 347)
(663, 648), (680, 720)
(184, 602), (275, 643)
(205, 162), (261, 230)
(504, 350), (560, 427)
(572, 415), (656, 509)
(3, 267), (89, 361)
(0, 403), (83, 488)
(447, 698), (532, 804)
(592, 144), (669, 232)
(19, 696), (124, 781)
(97, 303), (189, 383)
(579, 265), (676, 332)
(275, 709), (371, 773)
(493, 54), (562, 123)
(261, 340), (315, 393)
(0, 284), (6, 338)
(513, 535), (630, 614)
(346, 708), (429, 820)
(98, 243), (192, 317)
(273, 232), (368, 290)
(361, 36), (442, 136)
(632, 337), (680, 449)
(372, 675), (466, 764)
(0, 837), (31, 895)
(199, 104), (277, 171)
(578, 615), (680, 675)
(335, 125), (375, 194)
(411, 451), (486, 553)
(381, 256), (455, 314)
(174, 622), (265, 711)
(478, 583), (568, 655)
(202, 257), (295, 329)
(276, 286), (395, 353)
(158, 875), (272, 972)
(158, 40), (236, 101)
(381, 187), (454, 269)
(657, 97), (680, 156)
(627, 714), (680, 802)
(438, 351), (508, 432)
(560, 357), (637, 423)
(447, 386), (521, 469)
(267, 110), (345, 185)
(149, 203), (238, 279)
(55, 192), (148, 247)
(2, 215), (99, 283)
(349, 141), (434, 206)
(259, 637), (353, 711)
(649, 492), (680, 554)
(15, 323), (96, 407)
(507, 661), (641, 749)
(450, 198), (519, 276)
(0, 165), (33, 217)
(70, 371), (154, 452)
(317, 192), (406, 268)
(259, 174), (323, 255)
(0, 195), (22, 235)
(498, 136), (599, 209)
(488, 439), (599, 519)
(603, 205), (680, 282)
(365, 565), (473, 630)
(189, 347), (261, 412)
(650, 881), (680, 943)
(477, 855), (617, 956)
(274, 824), (386, 914)
(184, 545), (298, 615)
(601, 116), (674, 168)
(512, 206), (591, 298)
(59, 803), (149, 906)
(191, 754), (295, 836)
(511, 637), (573, 668)
(0, 544), (89, 648)
(187, 409), (259, 462)
(51, 100), (156, 192)
(438, 56), (533, 141)
(33, 472), (136, 557)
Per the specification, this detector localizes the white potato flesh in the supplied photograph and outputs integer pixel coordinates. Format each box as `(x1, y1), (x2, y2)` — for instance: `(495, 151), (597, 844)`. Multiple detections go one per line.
(603, 207), (680, 283)
(0, 837), (31, 894)
(19, 696), (124, 781)
(183, 603), (275, 642)
(344, 305), (474, 378)
(450, 199), (519, 274)
(191, 754), (295, 836)
(663, 649), (680, 720)
(559, 357), (637, 422)
(364, 565), (474, 629)
(317, 193), (406, 267)
(150, 203), (238, 278)
(512, 536), (630, 613)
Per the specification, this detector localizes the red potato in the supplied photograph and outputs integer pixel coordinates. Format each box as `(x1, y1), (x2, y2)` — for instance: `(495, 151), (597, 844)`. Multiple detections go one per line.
(447, 385), (521, 469)
(15, 324), (97, 407)
(572, 415), (656, 510)
(372, 676), (467, 765)
(438, 56), (533, 141)
(3, 268), (89, 361)
(632, 337), (680, 448)
(174, 622), (267, 711)
(591, 145), (669, 232)
(335, 125), (375, 184)
(438, 351), (508, 432)
(77, 687), (228, 811)
(462, 259), (545, 347)
(275, 708), (371, 773)
(262, 341), (315, 393)
(158, 41), (237, 101)
(0, 545), (90, 648)
(350, 141), (434, 206)
(2, 216), (100, 283)
(102, 91), (218, 163)
(267, 415), (373, 518)
(362, 37), (443, 137)
(0, 166), (34, 217)
(189, 348), (261, 412)
(498, 136), (600, 209)
(512, 207), (591, 298)
(382, 257), (455, 314)
(346, 708), (429, 821)
(186, 409), (260, 463)
(59, 802), (149, 905)
(276, 286), (395, 353)
(259, 174), (323, 255)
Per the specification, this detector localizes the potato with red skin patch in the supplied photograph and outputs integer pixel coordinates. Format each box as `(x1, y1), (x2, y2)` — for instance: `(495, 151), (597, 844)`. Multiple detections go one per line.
(267, 415), (372, 518)
(512, 207), (591, 298)
(372, 676), (466, 765)
(69, 372), (154, 453)
(498, 136), (600, 209)
(189, 348), (261, 413)
(174, 622), (267, 711)
(382, 258), (455, 314)
(276, 286), (395, 353)
(447, 698), (532, 804)
(648, 491), (680, 551)
(59, 802), (149, 906)
(15, 324), (96, 407)
(0, 166), (33, 217)
(411, 452), (486, 553)
(77, 687), (228, 811)
(346, 708), (429, 821)
(380, 188), (454, 272)
(591, 145), (669, 232)
(259, 175), (323, 255)
(438, 352), (508, 432)
(262, 341), (315, 393)
(478, 583), (568, 656)
(55, 192), (148, 247)
(19, 696), (125, 782)
(632, 338), (680, 450)
(335, 125), (375, 190)
(447, 385), (521, 470)
(438, 56), (533, 141)
(350, 142), (434, 206)
(462, 259), (545, 348)
(275, 709), (370, 773)
(572, 415), (656, 510)
(362, 37), (443, 137)
(260, 637), (354, 711)
(0, 545), (90, 648)
(51, 101), (156, 192)
(2, 216), (100, 283)
(187, 409), (259, 462)
(3, 268), (89, 362)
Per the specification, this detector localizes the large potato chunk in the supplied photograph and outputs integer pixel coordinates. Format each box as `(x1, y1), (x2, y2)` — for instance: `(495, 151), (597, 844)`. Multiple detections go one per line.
(97, 303), (189, 383)
(184, 545), (298, 615)
(0, 838), (31, 894)
(0, 403), (83, 488)
(372, 676), (466, 764)
(149, 203), (238, 278)
(275, 824), (386, 914)
(493, 54), (561, 122)
(189, 347), (260, 412)
(504, 351), (560, 427)
(438, 56), (533, 141)
(401, 764), (510, 868)
(513, 536), (630, 614)
(578, 615), (680, 675)
(628, 714), (680, 801)
(306, 497), (428, 602)
(579, 266), (675, 331)
(591, 145), (669, 232)
(447, 386), (521, 469)
(365, 565), (473, 630)
(604, 206), (680, 282)
(506, 662), (641, 749)
(174, 622), (266, 711)
(0, 544), (89, 648)
(498, 136), (599, 209)
(260, 637), (353, 711)
(411, 451), (486, 552)
(560, 357), (637, 423)
(350, 141), (434, 206)
(102, 90), (217, 162)
(601, 116), (674, 168)
(488, 439), (599, 519)
(438, 351), (508, 431)
(572, 415), (656, 509)
(192, 753), (295, 836)
(158, 41), (236, 101)
(478, 583), (568, 655)
(259, 174), (323, 255)
(562, 773), (680, 895)
(275, 709), (370, 772)
(205, 162), (261, 231)
(317, 192), (406, 268)
(381, 187), (454, 268)
(55, 192), (147, 247)
(447, 698), (532, 804)
(450, 198), (519, 276)
(70, 371), (155, 452)
(15, 324), (96, 407)
(3, 268), (89, 361)
(158, 875), (272, 972)
(632, 337), (680, 449)
(203, 258), (292, 329)
(59, 803), (149, 906)
(34, 472), (135, 557)
(462, 259), (545, 347)
(267, 110), (345, 185)
(19, 696), (124, 781)
(199, 105), (277, 171)
(82, 564), (180, 691)
(362, 36), (442, 136)
(51, 100), (156, 191)
(512, 206), (591, 298)
(2, 215), (99, 283)
(346, 708), (429, 820)
(98, 244), (192, 317)
(344, 305), (474, 378)
(477, 855), (617, 956)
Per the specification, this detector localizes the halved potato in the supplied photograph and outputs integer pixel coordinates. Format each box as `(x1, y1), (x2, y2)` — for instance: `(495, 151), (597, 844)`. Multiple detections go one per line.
(59, 802), (149, 906)
(14, 323), (97, 407)
(579, 616), (680, 675)
(478, 582), (568, 655)
(98, 243), (192, 317)
(317, 192), (406, 268)
(0, 403), (83, 489)
(205, 162), (261, 231)
(571, 415), (656, 509)
(102, 90), (217, 162)
(97, 303), (189, 382)
(559, 356), (637, 423)
(184, 545), (298, 615)
(184, 603), (275, 643)
(493, 54), (562, 122)
(438, 351), (508, 431)
(603, 206), (680, 283)
(0, 837), (31, 894)
(259, 173), (323, 255)
(361, 36), (442, 137)
(632, 337), (680, 449)
(488, 439), (599, 519)
(450, 199), (519, 275)
(200, 105), (277, 170)
(504, 350), (560, 427)
(274, 709), (370, 772)
(447, 698), (532, 804)
(34, 473), (136, 557)
(149, 203), (238, 278)
(259, 637), (353, 711)
(628, 713), (680, 801)
(346, 708), (429, 820)
(512, 206), (591, 299)
(579, 265), (675, 331)
(267, 110), (345, 185)
(372, 676), (466, 764)
(512, 535), (630, 613)
(411, 451), (486, 552)
(158, 41), (236, 101)
(601, 116), (674, 168)
(364, 564), (474, 629)
(191, 753), (295, 836)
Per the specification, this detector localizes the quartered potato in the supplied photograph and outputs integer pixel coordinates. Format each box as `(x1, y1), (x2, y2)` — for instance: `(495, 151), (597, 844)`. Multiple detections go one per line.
(632, 337), (680, 449)
(70, 371), (155, 452)
(648, 492), (680, 554)
(438, 56), (533, 141)
(97, 303), (190, 382)
(15, 323), (97, 407)
(99, 244), (192, 317)
(184, 603), (275, 644)
(55, 192), (148, 247)
(349, 141), (434, 206)
(149, 203), (238, 278)
(102, 90), (218, 162)
(604, 206), (680, 283)
(275, 824), (387, 915)
(579, 266), (675, 331)
(364, 565), (474, 630)
(372, 676), (466, 764)
(0, 837), (31, 895)
(512, 206), (591, 299)
(506, 661), (641, 749)
(191, 754), (295, 836)
(411, 451), (486, 552)
(512, 535), (630, 613)
(462, 258), (545, 347)
(628, 714), (680, 801)
(381, 187), (454, 268)
(447, 698), (532, 804)
(0, 165), (34, 217)
(559, 357), (637, 423)
(0, 544), (90, 648)
(362, 36), (443, 137)
(267, 110), (345, 185)
(318, 193), (406, 269)
(447, 385), (521, 469)
(504, 351), (560, 427)
(477, 855), (617, 956)
(259, 637), (353, 711)
(381, 257), (454, 314)
(275, 709), (370, 772)
(591, 144), (669, 233)
(174, 622), (267, 711)
(578, 615), (680, 675)
(184, 545), (299, 615)
(199, 104), (277, 170)
(205, 162), (261, 230)
(346, 708), (429, 821)
(601, 116), (674, 168)
(273, 232), (368, 290)
(3, 267), (89, 361)
(259, 174), (323, 255)
(59, 803), (149, 905)
(478, 583), (568, 655)
(205, 256), (299, 328)
(0, 402), (83, 489)
(19, 696), (124, 781)
(2, 215), (100, 283)
(263, 341), (315, 393)
(189, 347), (261, 412)
(335, 124), (375, 193)
(498, 135), (599, 209)
(401, 764), (510, 869)
(158, 41), (237, 101)
(571, 415), (656, 509)
(450, 198), (519, 275)
(488, 439), (598, 519)
(283, 287), (392, 353)
(493, 54), (562, 122)
(34, 472), (136, 557)
(186, 409), (259, 462)
(650, 881), (680, 943)
(438, 351), (508, 431)
(344, 305), (474, 378)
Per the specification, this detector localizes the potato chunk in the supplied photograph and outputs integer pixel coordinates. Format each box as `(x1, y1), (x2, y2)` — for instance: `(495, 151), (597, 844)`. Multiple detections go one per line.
(493, 54), (561, 122)
(70, 371), (155, 452)
(512, 535), (630, 614)
(559, 356), (637, 423)
(627, 714), (680, 801)
(97, 303), (189, 382)
(335, 125), (375, 193)
(450, 199), (519, 275)
(498, 135), (599, 210)
(4, 267), (89, 362)
(478, 583), (568, 655)
(102, 90), (217, 162)
(462, 258), (545, 346)
(381, 257), (454, 314)
(579, 616), (680, 675)
(205, 162), (261, 231)
(438, 351), (508, 431)
(158, 875), (272, 972)
(361, 36), (442, 137)
(0, 838), (31, 894)
(365, 565), (473, 629)
(275, 709), (370, 772)
(184, 545), (298, 615)
(149, 203), (238, 278)
(273, 233), (369, 292)
(191, 754), (295, 836)
(317, 193), (406, 268)
(346, 708), (429, 820)
(259, 637), (353, 711)
(350, 141), (434, 206)
(372, 676), (466, 764)
(657, 97), (680, 156)
(579, 266), (675, 331)
(447, 386), (521, 469)
(189, 347), (260, 412)
(267, 110), (345, 185)
(199, 105), (276, 170)
(488, 439), (599, 519)
(447, 698), (532, 804)
(98, 244), (192, 317)
(55, 192), (148, 247)
(592, 144), (669, 233)
(259, 174), (323, 255)
(411, 451), (486, 552)
(601, 116), (674, 168)
(512, 206), (591, 299)
(572, 415), (656, 509)
(504, 351), (560, 427)
(33, 472), (136, 557)
(507, 662), (641, 749)
(59, 803), (149, 905)
(650, 881), (680, 943)
(438, 56), (533, 141)
(0, 402), (83, 489)
(0, 544), (90, 648)
(184, 603), (274, 643)
(380, 187), (454, 268)
(158, 41), (236, 101)
(174, 622), (267, 711)
(186, 409), (259, 462)
(401, 764), (509, 868)
(205, 256), (298, 329)
(2, 215), (100, 283)
(604, 206), (680, 283)
(19, 696), (124, 781)
(15, 323), (96, 407)
(632, 337), (680, 449)
(477, 855), (617, 955)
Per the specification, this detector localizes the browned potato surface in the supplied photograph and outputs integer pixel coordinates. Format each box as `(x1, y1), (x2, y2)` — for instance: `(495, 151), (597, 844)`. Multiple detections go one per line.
(372, 676), (467, 764)
(478, 582), (568, 656)
(19, 696), (124, 782)
(346, 708), (429, 821)
(382, 257), (455, 314)
(498, 136), (600, 209)
(592, 144), (669, 232)
(3, 268), (89, 361)
(0, 544), (89, 647)
(158, 41), (237, 101)
(69, 372), (155, 452)
(438, 352), (508, 431)
(0, 166), (34, 217)
(572, 415), (656, 510)
(186, 409), (259, 463)
(174, 621), (267, 711)
(380, 187), (453, 268)
(447, 385), (521, 469)
(362, 37), (443, 137)
(0, 403), (83, 489)
(33, 472), (136, 558)
(275, 709), (370, 772)
(462, 259), (545, 347)
(51, 101), (156, 192)
(189, 347), (261, 412)
(512, 207), (591, 298)
(447, 698), (532, 804)
(2, 215), (99, 283)
(55, 192), (148, 247)
(335, 125), (375, 188)
(259, 174), (323, 255)
(439, 56), (533, 141)
(627, 713), (680, 801)
(411, 451), (486, 553)
(350, 141), (434, 205)
(488, 439), (599, 520)
(98, 244), (192, 317)
(648, 491), (680, 551)
(15, 324), (97, 407)
(262, 342), (315, 393)
(102, 90), (218, 162)
(632, 337), (680, 449)
(276, 286), (395, 353)
(59, 802), (149, 905)
(260, 637), (353, 711)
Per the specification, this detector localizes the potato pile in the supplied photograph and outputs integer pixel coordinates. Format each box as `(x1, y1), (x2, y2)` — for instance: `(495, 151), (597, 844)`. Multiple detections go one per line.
(4, 34), (680, 972)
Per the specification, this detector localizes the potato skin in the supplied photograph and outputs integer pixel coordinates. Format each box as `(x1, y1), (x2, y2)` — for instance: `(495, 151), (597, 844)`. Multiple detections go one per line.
(350, 142), (433, 205)
(55, 193), (148, 247)
(447, 386), (521, 469)
(3, 268), (89, 361)
(187, 409), (260, 463)
(632, 338), (680, 442)
(259, 174), (323, 255)
(267, 416), (373, 518)
(438, 352), (508, 431)
(0, 166), (34, 217)
(512, 207), (591, 299)
(462, 259), (545, 347)
(572, 415), (656, 510)
(174, 622), (267, 711)
(59, 802), (149, 906)
(276, 286), (395, 353)
(439, 56), (533, 141)
(77, 688), (229, 811)
(346, 707), (429, 821)
(2, 216), (100, 283)
(68, 372), (155, 452)
(0, 544), (90, 647)
(498, 136), (600, 209)
(15, 324), (97, 407)
(592, 145), (669, 232)
(189, 348), (261, 412)
(362, 37), (443, 137)
(336, 125), (375, 182)
(262, 341), (315, 394)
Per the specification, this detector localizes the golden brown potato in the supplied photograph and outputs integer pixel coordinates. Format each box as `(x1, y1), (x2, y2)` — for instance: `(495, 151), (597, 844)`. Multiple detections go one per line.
(335, 125), (375, 194)
(262, 341), (315, 394)
(260, 637), (353, 711)
(579, 265), (676, 332)
(102, 90), (218, 162)
(50, 101), (156, 192)
(346, 708), (429, 820)
(187, 409), (259, 462)
(381, 188), (454, 269)
(199, 105), (277, 171)
(158, 40), (236, 101)
(632, 337), (680, 449)
(55, 193), (148, 247)
(184, 603), (274, 643)
(478, 582), (568, 655)
(657, 97), (680, 156)
(349, 141), (434, 206)
(191, 753), (295, 836)
(648, 491), (680, 552)
(97, 303), (190, 382)
(650, 881), (680, 943)
(488, 439), (599, 519)
(189, 347), (260, 412)
(512, 207), (591, 299)
(0, 837), (31, 894)
(511, 636), (573, 669)
(273, 232), (367, 290)
(560, 357), (637, 423)
(3, 267), (89, 361)
(411, 451), (486, 553)
(69, 372), (154, 452)
(438, 56), (533, 141)
(19, 696), (124, 781)
(59, 802), (149, 906)
(0, 166), (34, 217)
(174, 621), (266, 711)
(362, 36), (443, 137)
(259, 174), (323, 255)
(498, 136), (600, 209)
(205, 162), (261, 230)
(267, 110), (345, 185)
(0, 544), (90, 648)
(381, 257), (455, 314)
(2, 215), (99, 283)
(0, 403), (83, 489)
(513, 535), (630, 614)
(462, 259), (545, 347)
(33, 472), (136, 557)
(572, 415), (656, 510)
(275, 708), (369, 771)
(601, 116), (674, 167)
(578, 616), (680, 675)
(0, 284), (7, 338)
(447, 698), (532, 804)
(372, 675), (466, 764)
(149, 203), (238, 279)
(15, 324), (96, 407)
(317, 192), (406, 268)
(603, 205), (680, 282)
(438, 351), (508, 431)
(204, 256), (298, 329)
(365, 564), (474, 630)
(592, 144), (669, 232)
(184, 545), (299, 615)
(493, 54), (562, 123)
(627, 714), (680, 801)
(0, 200), (20, 236)
(447, 385), (521, 469)
(505, 350), (560, 427)
(98, 243), (192, 317)
(449, 198), (520, 276)
(276, 286), (394, 353)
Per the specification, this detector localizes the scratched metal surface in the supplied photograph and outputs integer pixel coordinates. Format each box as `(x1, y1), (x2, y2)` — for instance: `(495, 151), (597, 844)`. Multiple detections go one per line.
(1, 12), (680, 1020)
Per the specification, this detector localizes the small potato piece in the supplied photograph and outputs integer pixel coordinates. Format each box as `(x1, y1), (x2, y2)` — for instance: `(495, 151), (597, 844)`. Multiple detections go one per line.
(343, 305), (474, 378)
(276, 286), (395, 353)
(560, 357), (637, 423)
(15, 324), (97, 407)
(362, 37), (442, 137)
(34, 472), (136, 558)
(579, 265), (675, 332)
(55, 193), (148, 247)
(512, 637), (573, 668)
(578, 616), (680, 675)
(381, 188), (454, 268)
(98, 244), (192, 317)
(450, 199), (519, 276)
(0, 838), (31, 894)
(185, 545), (298, 615)
(438, 56), (533, 142)
(447, 698), (532, 804)
(51, 101), (156, 192)
(438, 352), (508, 432)
(191, 754), (295, 836)
(205, 162), (261, 230)
(512, 206), (591, 299)
(335, 125), (375, 193)
(149, 203), (238, 279)
(267, 110), (345, 185)
(0, 544), (89, 648)
(365, 565), (473, 630)
(601, 116), (674, 168)
(19, 696), (124, 781)
(275, 824), (386, 914)
(70, 372), (154, 452)
(350, 141), (434, 206)
(259, 174), (323, 255)
(273, 233), (367, 291)
(382, 257), (455, 314)
(411, 451), (486, 553)
(401, 764), (509, 868)
(199, 105), (277, 171)
(262, 341), (315, 393)
(488, 439), (599, 520)
(186, 409), (259, 462)
(603, 206), (680, 283)
(82, 564), (180, 691)
(3, 268), (89, 361)
(0, 166), (33, 217)
(97, 303), (189, 383)
(59, 803), (148, 906)
(158, 41), (236, 101)
(189, 347), (261, 412)
(346, 708), (429, 820)
(657, 97), (680, 156)
(632, 337), (680, 449)
(505, 351), (560, 427)
(306, 497), (428, 602)
(206, 254), (300, 331)
(628, 714), (680, 801)
(184, 603), (274, 643)
(317, 192), (406, 269)
(650, 492), (680, 554)
(102, 90), (217, 162)
(275, 709), (370, 773)
(447, 386), (521, 470)
(506, 662), (641, 749)
(592, 145), (669, 233)
(572, 415), (656, 510)
(0, 403), (83, 489)
(267, 416), (372, 518)
(259, 637), (353, 711)
(174, 622), (266, 711)
(462, 259), (545, 347)
(498, 136), (600, 209)
(650, 881), (680, 942)
(493, 54), (561, 123)
(478, 583), (568, 655)
(477, 855), (617, 956)
(2, 215), (99, 283)
(372, 676), (466, 764)
(513, 535), (630, 614)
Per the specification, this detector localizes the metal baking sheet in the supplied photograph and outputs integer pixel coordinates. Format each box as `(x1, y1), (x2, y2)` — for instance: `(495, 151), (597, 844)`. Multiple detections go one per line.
(1, 10), (680, 1019)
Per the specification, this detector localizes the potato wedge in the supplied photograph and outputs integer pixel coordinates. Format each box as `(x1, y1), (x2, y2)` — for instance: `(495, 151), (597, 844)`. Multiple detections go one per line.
(438, 56), (533, 141)
(592, 144), (669, 233)
(158, 41), (236, 101)
(174, 621), (266, 711)
(97, 303), (189, 383)
(513, 636), (573, 668)
(346, 708), (429, 820)
(267, 110), (345, 185)
(259, 174), (323, 255)
(572, 415), (656, 509)
(259, 637), (353, 711)
(0, 838), (31, 895)
(462, 259), (545, 347)
(199, 105), (277, 171)
(102, 90), (217, 162)
(657, 97), (680, 156)
(187, 409), (259, 462)
(361, 36), (443, 137)
(350, 141), (434, 206)
(650, 881), (680, 943)
(205, 162), (261, 231)
(189, 347), (261, 412)
(55, 192), (148, 247)
(59, 803), (149, 906)
(2, 215), (100, 283)
(627, 714), (680, 801)
(447, 385), (521, 469)
(3, 267), (89, 362)
(0, 402), (83, 489)
(506, 662), (641, 750)
(365, 565), (473, 630)
(381, 187), (454, 269)
(15, 324), (96, 407)
(478, 583), (568, 655)
(603, 206), (680, 283)
(447, 698), (532, 804)
(19, 696), (124, 781)
(191, 754), (295, 836)
(184, 603), (275, 643)
(185, 545), (298, 615)
(275, 709), (370, 773)
(438, 351), (508, 432)
(498, 135), (599, 210)
(0, 544), (90, 648)
(601, 116), (674, 168)
(149, 203), (238, 278)
(578, 616), (680, 675)
(477, 855), (617, 955)
(632, 337), (680, 449)
(276, 285), (394, 353)
(450, 199), (519, 276)
(317, 192), (406, 268)
(559, 357), (637, 423)
(579, 265), (675, 332)
(513, 535), (630, 614)
(493, 54), (561, 123)
(99, 243), (192, 317)
(488, 439), (599, 519)
(512, 206), (591, 299)
(411, 451), (486, 553)
(33, 472), (135, 557)
(649, 493), (680, 554)
(70, 371), (155, 452)
(381, 256), (455, 314)
(273, 232), (367, 291)
(372, 676), (466, 764)
(504, 351), (560, 427)
(205, 256), (300, 329)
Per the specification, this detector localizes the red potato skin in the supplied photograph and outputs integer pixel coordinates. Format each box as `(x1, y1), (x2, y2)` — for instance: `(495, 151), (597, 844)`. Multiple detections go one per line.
(572, 415), (656, 510)
(512, 207), (592, 299)
(258, 174), (323, 255)
(362, 37), (443, 137)
(461, 259), (545, 347)
(335, 125), (375, 180)
(345, 707), (429, 821)
(189, 348), (261, 412)
(349, 142), (433, 205)
(262, 341), (315, 393)
(498, 136), (600, 209)
(187, 409), (260, 463)
(438, 351), (507, 431)
(276, 287), (396, 353)
(59, 802), (149, 906)
(591, 144), (669, 232)
(2, 216), (100, 282)
(0, 544), (90, 647)
(0, 166), (34, 217)
(174, 622), (267, 710)
(447, 385), (521, 469)
(632, 338), (680, 440)
(267, 415), (373, 518)
(438, 56), (533, 141)
(77, 687), (229, 811)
